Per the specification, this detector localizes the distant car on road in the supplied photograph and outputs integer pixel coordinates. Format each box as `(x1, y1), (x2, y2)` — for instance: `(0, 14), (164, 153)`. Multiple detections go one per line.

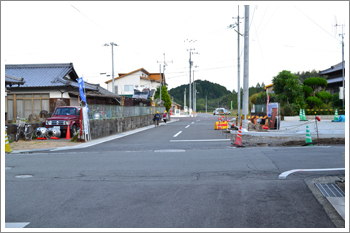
(213, 108), (231, 115)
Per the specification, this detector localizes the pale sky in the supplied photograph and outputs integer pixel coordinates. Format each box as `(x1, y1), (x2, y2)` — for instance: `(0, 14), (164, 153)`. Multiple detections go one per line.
(2, 1), (349, 92)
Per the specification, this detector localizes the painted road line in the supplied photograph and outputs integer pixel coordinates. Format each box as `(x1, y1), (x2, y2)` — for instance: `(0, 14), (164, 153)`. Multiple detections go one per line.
(173, 131), (182, 137)
(5, 222), (30, 228)
(191, 122), (195, 124)
(154, 149), (186, 152)
(278, 168), (345, 180)
(185, 125), (190, 128)
(170, 139), (230, 142)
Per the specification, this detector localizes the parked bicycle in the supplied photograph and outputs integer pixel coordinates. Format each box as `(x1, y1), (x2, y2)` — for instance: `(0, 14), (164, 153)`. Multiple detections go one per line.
(15, 118), (33, 141)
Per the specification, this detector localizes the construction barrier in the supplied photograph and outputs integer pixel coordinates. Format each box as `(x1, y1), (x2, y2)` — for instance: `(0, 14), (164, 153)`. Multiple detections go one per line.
(303, 125), (314, 146)
(65, 121), (71, 140)
(215, 121), (228, 130)
(232, 126), (244, 147)
(5, 127), (12, 153)
(334, 109), (339, 121)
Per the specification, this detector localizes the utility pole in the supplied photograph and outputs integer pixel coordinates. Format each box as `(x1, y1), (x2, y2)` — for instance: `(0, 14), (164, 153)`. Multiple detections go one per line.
(229, 6), (244, 128)
(159, 64), (162, 103)
(206, 95), (207, 113)
(192, 67), (199, 114)
(335, 24), (345, 109)
(185, 39), (198, 116)
(242, 5), (250, 129)
(104, 42), (118, 94)
(184, 88), (186, 112)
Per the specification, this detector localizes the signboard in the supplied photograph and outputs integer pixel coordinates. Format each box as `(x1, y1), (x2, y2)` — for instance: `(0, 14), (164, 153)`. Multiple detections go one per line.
(82, 106), (90, 141)
(267, 102), (278, 118)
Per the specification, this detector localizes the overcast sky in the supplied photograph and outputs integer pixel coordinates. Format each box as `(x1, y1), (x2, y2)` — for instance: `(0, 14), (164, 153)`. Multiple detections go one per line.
(2, 1), (348, 92)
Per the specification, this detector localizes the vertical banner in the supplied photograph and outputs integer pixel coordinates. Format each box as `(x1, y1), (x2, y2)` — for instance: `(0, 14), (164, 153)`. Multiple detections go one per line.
(77, 77), (87, 104)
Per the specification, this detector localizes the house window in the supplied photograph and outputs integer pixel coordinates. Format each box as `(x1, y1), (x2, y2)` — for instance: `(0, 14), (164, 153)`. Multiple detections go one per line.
(7, 93), (50, 120)
(114, 85), (118, 94)
(124, 85), (133, 92)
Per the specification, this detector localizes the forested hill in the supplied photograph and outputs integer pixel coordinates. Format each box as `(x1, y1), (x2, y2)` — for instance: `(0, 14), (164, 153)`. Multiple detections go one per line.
(168, 80), (231, 107)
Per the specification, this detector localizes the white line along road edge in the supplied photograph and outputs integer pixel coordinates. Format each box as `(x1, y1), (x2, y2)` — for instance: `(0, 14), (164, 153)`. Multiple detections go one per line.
(170, 139), (230, 142)
(278, 168), (345, 180)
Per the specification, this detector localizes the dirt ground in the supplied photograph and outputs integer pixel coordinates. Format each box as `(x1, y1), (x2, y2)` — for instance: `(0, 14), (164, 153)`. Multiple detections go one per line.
(8, 139), (83, 151)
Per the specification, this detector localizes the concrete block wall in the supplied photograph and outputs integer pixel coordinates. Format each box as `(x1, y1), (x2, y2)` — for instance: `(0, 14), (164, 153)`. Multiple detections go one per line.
(88, 114), (154, 140)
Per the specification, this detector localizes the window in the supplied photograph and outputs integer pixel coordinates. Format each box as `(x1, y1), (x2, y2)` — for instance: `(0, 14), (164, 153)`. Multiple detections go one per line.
(114, 85), (118, 94)
(124, 85), (133, 92)
(7, 93), (50, 120)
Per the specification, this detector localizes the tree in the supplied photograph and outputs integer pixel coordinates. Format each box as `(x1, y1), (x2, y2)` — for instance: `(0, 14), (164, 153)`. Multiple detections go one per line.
(272, 70), (304, 106)
(294, 69), (326, 84)
(303, 77), (328, 96)
(154, 86), (172, 112)
(162, 86), (172, 112)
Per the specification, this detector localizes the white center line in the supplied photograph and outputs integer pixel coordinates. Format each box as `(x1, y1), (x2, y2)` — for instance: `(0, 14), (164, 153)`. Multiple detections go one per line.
(185, 125), (190, 128)
(191, 122), (194, 124)
(173, 131), (182, 137)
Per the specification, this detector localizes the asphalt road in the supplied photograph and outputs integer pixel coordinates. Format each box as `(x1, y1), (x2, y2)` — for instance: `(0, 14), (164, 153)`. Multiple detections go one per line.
(5, 113), (345, 228)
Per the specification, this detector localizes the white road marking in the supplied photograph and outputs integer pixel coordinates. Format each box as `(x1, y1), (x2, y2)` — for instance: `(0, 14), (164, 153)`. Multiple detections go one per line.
(154, 149), (186, 152)
(191, 122), (195, 124)
(170, 139), (230, 142)
(185, 125), (190, 128)
(5, 222), (30, 228)
(173, 131), (182, 137)
(278, 168), (345, 180)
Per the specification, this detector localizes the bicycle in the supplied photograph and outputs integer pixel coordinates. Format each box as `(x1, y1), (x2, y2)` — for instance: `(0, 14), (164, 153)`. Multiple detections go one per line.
(15, 118), (33, 141)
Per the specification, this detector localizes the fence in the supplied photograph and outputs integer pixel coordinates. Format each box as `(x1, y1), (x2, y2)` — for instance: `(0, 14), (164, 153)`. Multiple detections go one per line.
(305, 109), (345, 115)
(87, 104), (166, 120)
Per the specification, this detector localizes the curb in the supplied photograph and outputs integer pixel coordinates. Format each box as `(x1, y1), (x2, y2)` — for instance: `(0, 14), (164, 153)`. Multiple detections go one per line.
(8, 119), (180, 154)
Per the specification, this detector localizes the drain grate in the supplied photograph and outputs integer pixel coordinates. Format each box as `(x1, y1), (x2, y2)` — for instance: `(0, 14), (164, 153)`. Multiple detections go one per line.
(315, 183), (345, 197)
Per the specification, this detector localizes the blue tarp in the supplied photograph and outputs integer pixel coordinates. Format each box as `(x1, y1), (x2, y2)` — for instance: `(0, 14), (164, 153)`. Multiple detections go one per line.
(333, 115), (345, 122)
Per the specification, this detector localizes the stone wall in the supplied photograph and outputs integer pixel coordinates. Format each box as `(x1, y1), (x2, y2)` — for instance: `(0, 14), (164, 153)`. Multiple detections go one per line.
(5, 114), (161, 141)
(88, 114), (155, 140)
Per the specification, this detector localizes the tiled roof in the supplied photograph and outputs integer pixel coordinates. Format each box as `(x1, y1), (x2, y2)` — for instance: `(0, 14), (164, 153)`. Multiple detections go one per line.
(5, 74), (25, 85)
(5, 63), (82, 88)
(5, 63), (118, 96)
(319, 62), (345, 75)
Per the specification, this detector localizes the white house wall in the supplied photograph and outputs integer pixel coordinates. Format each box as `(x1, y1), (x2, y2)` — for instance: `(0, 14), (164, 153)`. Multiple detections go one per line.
(107, 70), (162, 94)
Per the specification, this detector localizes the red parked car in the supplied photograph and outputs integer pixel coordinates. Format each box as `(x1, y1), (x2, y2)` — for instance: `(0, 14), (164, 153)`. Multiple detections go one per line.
(45, 106), (81, 138)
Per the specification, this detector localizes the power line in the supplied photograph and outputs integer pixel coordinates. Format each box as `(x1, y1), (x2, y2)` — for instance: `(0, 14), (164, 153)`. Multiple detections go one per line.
(256, 5), (279, 38)
(293, 5), (341, 42)
(71, 5), (105, 31)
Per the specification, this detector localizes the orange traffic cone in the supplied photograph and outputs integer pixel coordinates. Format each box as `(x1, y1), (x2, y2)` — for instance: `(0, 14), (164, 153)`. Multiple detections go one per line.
(65, 121), (71, 140)
(232, 126), (244, 147)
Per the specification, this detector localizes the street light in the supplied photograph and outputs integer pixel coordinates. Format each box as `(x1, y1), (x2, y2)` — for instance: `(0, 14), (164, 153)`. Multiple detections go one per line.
(104, 42), (118, 94)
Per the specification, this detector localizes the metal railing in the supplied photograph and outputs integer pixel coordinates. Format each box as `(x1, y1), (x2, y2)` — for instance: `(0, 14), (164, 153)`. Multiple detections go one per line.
(87, 105), (165, 120)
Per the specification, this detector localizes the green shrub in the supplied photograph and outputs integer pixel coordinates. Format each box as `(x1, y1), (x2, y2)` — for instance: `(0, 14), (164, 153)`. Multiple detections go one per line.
(331, 93), (343, 109)
(281, 103), (298, 116)
(302, 85), (313, 96)
(316, 91), (331, 102)
(306, 96), (323, 108)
